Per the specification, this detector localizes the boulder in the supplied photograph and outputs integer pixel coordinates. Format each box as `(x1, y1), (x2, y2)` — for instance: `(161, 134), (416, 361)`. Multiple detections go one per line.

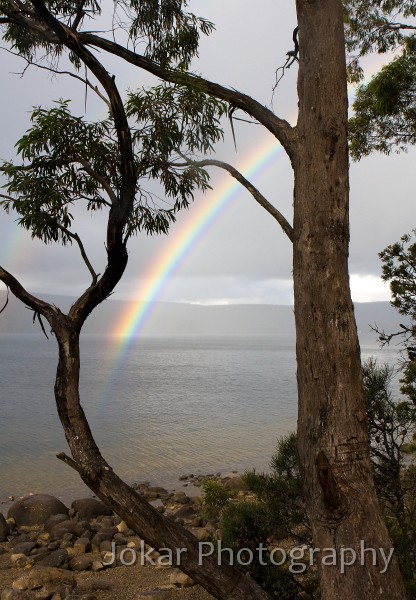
(12, 542), (37, 556)
(44, 514), (70, 534)
(50, 520), (81, 541)
(69, 554), (94, 571)
(172, 503), (197, 521)
(71, 499), (112, 520)
(0, 513), (10, 541)
(73, 538), (91, 556)
(172, 492), (189, 505)
(37, 548), (69, 568)
(8, 495), (68, 528)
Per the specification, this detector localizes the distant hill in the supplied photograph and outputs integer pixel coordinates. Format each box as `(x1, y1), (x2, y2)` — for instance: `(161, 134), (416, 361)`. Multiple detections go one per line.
(0, 291), (403, 344)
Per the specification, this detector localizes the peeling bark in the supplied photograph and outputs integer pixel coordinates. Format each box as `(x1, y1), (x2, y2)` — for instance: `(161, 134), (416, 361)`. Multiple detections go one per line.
(293, 1), (406, 598)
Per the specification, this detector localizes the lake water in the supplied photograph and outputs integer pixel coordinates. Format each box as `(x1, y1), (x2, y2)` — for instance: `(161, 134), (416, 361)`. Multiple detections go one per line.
(0, 334), (400, 506)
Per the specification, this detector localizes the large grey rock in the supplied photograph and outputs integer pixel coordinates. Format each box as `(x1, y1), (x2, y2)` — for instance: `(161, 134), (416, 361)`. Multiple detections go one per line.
(172, 503), (197, 521)
(71, 499), (112, 520)
(37, 548), (69, 568)
(12, 542), (37, 556)
(50, 520), (80, 541)
(69, 554), (94, 571)
(0, 513), (10, 541)
(44, 514), (69, 534)
(172, 492), (189, 504)
(8, 495), (68, 528)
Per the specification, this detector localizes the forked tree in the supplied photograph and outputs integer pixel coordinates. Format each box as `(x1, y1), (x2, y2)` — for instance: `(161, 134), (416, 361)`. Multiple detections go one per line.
(0, 1), (408, 599)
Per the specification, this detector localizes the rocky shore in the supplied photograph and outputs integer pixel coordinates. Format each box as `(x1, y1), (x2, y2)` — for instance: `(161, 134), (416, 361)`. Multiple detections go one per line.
(0, 474), (249, 600)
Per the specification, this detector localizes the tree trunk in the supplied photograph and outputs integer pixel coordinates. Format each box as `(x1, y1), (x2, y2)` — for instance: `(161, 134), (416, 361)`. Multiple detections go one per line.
(293, 1), (406, 598)
(52, 324), (268, 600)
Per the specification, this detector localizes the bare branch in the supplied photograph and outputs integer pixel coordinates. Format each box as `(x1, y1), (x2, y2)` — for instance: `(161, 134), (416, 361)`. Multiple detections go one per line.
(45, 216), (99, 284)
(77, 159), (117, 205)
(57, 452), (82, 474)
(272, 27), (299, 103)
(177, 155), (294, 242)
(71, 0), (88, 31)
(0, 44), (111, 109)
(0, 265), (60, 325)
(28, 306), (50, 338)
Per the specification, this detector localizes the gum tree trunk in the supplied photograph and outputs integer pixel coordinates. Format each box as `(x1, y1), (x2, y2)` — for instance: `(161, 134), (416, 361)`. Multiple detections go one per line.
(293, 1), (406, 598)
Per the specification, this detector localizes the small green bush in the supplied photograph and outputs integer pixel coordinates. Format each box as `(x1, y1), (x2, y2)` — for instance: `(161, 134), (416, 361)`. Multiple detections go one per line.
(200, 478), (233, 522)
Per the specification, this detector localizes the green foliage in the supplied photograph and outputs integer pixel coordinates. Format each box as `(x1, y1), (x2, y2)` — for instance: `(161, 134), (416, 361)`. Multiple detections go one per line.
(126, 82), (226, 215)
(200, 478), (233, 522)
(1, 100), (117, 244)
(221, 501), (308, 600)
(218, 435), (315, 599)
(244, 434), (308, 543)
(378, 231), (416, 403)
(0, 1), (213, 70)
(1, 84), (225, 243)
(379, 231), (416, 319)
(127, 0), (215, 69)
(344, 0), (416, 57)
(349, 41), (416, 158)
(363, 358), (416, 493)
(0, 1), (101, 63)
(219, 372), (416, 598)
(363, 358), (416, 598)
(344, 1), (416, 154)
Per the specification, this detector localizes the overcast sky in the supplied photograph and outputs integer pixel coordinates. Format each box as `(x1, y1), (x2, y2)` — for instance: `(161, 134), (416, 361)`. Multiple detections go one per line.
(0, 1), (413, 308)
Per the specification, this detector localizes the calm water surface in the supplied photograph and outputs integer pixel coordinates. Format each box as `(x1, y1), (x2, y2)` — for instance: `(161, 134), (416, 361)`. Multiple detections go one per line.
(0, 333), (399, 504)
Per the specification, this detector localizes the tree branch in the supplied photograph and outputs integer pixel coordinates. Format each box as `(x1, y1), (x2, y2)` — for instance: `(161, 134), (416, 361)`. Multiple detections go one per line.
(70, 0), (88, 31)
(0, 44), (111, 109)
(29, 0), (136, 227)
(56, 451), (82, 474)
(177, 156), (294, 242)
(77, 159), (117, 205)
(78, 32), (298, 162)
(55, 222), (99, 285)
(0, 265), (61, 326)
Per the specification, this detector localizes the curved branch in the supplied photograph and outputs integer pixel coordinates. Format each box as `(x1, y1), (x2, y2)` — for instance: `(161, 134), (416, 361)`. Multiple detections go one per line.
(0, 266), (61, 326)
(29, 1), (136, 227)
(53, 221), (99, 285)
(179, 157), (294, 242)
(78, 32), (298, 162)
(0, 44), (111, 108)
(28, 0), (133, 326)
(77, 159), (117, 205)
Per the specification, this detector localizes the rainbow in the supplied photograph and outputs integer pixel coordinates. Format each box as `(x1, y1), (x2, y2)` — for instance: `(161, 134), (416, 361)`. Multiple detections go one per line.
(112, 55), (390, 345)
(112, 135), (286, 342)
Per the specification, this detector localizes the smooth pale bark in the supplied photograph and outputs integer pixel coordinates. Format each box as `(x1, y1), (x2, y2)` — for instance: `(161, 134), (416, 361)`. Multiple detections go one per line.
(293, 1), (406, 598)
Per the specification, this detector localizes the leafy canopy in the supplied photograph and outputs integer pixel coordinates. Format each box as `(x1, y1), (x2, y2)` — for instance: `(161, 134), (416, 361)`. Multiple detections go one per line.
(344, 0), (416, 156)
(1, 83), (225, 245)
(1, 0), (213, 70)
(378, 232), (416, 404)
